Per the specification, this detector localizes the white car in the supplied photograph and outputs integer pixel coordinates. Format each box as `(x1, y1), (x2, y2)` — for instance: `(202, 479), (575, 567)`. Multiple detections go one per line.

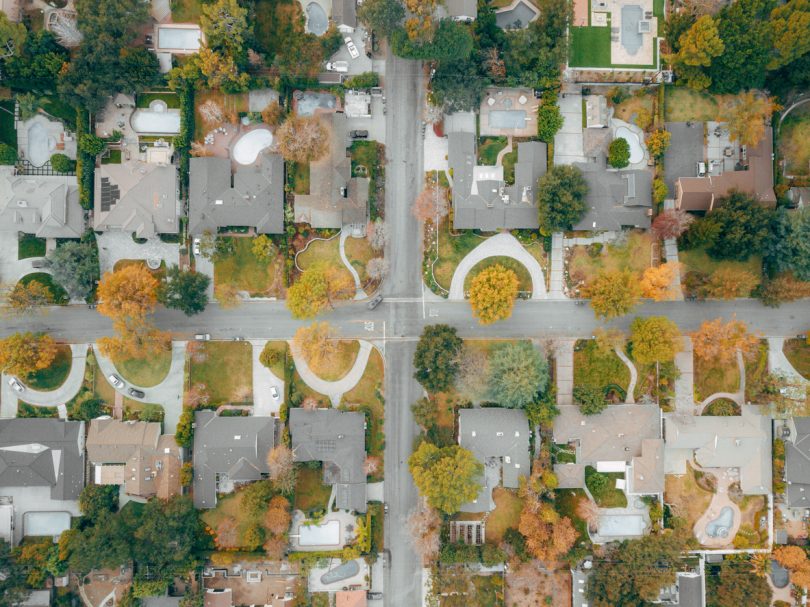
(270, 386), (280, 401)
(108, 374), (124, 389)
(344, 36), (360, 59)
(193, 237), (201, 256)
(326, 61), (349, 73)
(7, 377), (24, 393)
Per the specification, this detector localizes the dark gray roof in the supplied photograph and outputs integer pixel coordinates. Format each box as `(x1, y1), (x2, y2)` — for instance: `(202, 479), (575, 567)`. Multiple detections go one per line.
(0, 419), (85, 500)
(572, 157), (652, 231)
(675, 572), (704, 607)
(192, 411), (276, 509)
(289, 409), (367, 512)
(664, 122), (703, 196)
(188, 154), (284, 235)
(0, 169), (84, 238)
(332, 0), (356, 27)
(445, 0), (477, 19)
(786, 417), (810, 507)
(450, 133), (544, 231)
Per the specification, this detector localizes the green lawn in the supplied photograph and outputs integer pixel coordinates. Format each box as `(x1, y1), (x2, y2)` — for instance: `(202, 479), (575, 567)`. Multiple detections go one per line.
(171, 0), (204, 21)
(779, 109), (810, 176)
(344, 236), (375, 285)
(294, 466), (332, 514)
(463, 255), (533, 293)
(18, 234), (46, 259)
(573, 340), (631, 396)
(585, 466), (627, 508)
(694, 356), (740, 403)
(478, 136), (508, 166)
(214, 237), (282, 297)
(569, 27), (611, 68)
(136, 92), (181, 109)
(501, 148), (517, 185)
(485, 488), (523, 545)
(784, 338), (810, 379)
(289, 161), (310, 194)
(25, 345), (72, 391)
(19, 273), (69, 304)
(664, 88), (720, 123)
(114, 349), (173, 388)
(189, 341), (253, 405)
(350, 140), (381, 179)
(0, 100), (16, 148)
(679, 246), (762, 297)
(101, 149), (122, 165)
(340, 348), (385, 477)
(296, 237), (355, 298)
(432, 219), (491, 290)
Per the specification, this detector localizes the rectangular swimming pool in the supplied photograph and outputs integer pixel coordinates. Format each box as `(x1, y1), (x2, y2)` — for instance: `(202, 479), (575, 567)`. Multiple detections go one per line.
(489, 110), (527, 129)
(24, 511), (71, 538)
(299, 520), (340, 546)
(157, 26), (202, 52)
(597, 514), (645, 537)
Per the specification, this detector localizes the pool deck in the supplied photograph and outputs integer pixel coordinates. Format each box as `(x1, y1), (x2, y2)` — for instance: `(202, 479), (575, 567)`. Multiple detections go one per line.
(605, 0), (657, 66)
(693, 467), (742, 548)
(479, 87), (538, 137)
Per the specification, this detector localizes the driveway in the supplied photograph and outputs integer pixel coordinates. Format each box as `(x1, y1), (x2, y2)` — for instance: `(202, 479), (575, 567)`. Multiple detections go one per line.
(251, 340), (285, 417)
(555, 340), (574, 406)
(0, 231), (52, 285)
(97, 232), (180, 275)
(345, 96), (386, 143)
(554, 93), (587, 165)
(663, 122), (703, 195)
(16, 343), (89, 406)
(423, 125), (448, 173)
(327, 27), (373, 76)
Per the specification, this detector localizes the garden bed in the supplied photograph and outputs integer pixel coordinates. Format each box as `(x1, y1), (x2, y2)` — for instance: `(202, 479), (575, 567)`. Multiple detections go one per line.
(463, 255), (533, 293)
(18, 234), (46, 259)
(573, 340), (630, 394)
(567, 231), (653, 289)
(18, 273), (69, 304)
(585, 466), (627, 508)
(188, 341), (253, 405)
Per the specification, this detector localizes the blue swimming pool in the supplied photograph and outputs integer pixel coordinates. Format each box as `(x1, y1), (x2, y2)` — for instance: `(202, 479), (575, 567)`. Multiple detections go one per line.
(489, 110), (527, 130)
(495, 0), (538, 29)
(705, 506), (734, 538)
(621, 5), (643, 55)
(320, 559), (359, 585)
(305, 2), (328, 36)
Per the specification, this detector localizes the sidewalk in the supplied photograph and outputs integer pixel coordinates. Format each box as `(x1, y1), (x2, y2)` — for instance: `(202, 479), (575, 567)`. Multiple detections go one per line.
(555, 340), (574, 406)
(549, 233), (566, 299)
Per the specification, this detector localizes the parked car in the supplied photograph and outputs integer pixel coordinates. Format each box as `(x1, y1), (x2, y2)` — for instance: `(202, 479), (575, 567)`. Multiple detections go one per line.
(367, 592), (383, 600)
(31, 259), (49, 269)
(193, 238), (201, 256)
(232, 336), (245, 341)
(696, 161), (706, 177)
(350, 130), (369, 139)
(344, 36), (360, 59)
(128, 388), (145, 398)
(108, 374), (124, 388)
(370, 86), (383, 97)
(7, 377), (24, 393)
(270, 386), (280, 401)
(326, 61), (349, 73)
(367, 294), (383, 310)
(194, 333), (211, 341)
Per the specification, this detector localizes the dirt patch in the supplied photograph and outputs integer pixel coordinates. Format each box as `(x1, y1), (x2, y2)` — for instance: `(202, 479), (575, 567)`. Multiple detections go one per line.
(505, 562), (571, 607)
(664, 463), (714, 527)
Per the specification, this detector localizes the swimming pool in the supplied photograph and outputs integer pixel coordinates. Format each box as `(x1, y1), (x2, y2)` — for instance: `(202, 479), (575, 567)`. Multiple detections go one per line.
(597, 514), (646, 537)
(157, 25), (202, 52)
(705, 506), (734, 538)
(131, 104), (181, 135)
(27, 121), (55, 167)
(296, 92), (337, 116)
(615, 126), (644, 164)
(496, 0), (539, 29)
(232, 128), (274, 165)
(621, 5), (643, 55)
(320, 560), (359, 585)
(299, 520), (340, 546)
(489, 110), (527, 130)
(24, 511), (71, 538)
(305, 2), (328, 36)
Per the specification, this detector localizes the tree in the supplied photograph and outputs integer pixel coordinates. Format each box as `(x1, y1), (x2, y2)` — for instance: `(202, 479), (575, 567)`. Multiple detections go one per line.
(0, 12), (26, 58)
(98, 264), (159, 321)
(692, 317), (759, 365)
(251, 235), (277, 261)
(468, 264), (519, 325)
(673, 14), (724, 69)
(357, 0), (406, 37)
(488, 341), (549, 408)
(721, 91), (779, 147)
(768, 0), (810, 70)
(608, 138), (631, 168)
(0, 332), (58, 377)
(706, 192), (772, 260)
(630, 316), (682, 365)
(5, 280), (54, 313)
(652, 178), (668, 204)
(713, 561), (772, 607)
(773, 546), (808, 570)
(787, 207), (810, 281)
(261, 102), (283, 127)
(286, 264), (353, 319)
(408, 442), (482, 514)
(704, 267), (759, 298)
(292, 322), (339, 374)
(264, 497), (291, 535)
(411, 397), (437, 431)
(412, 183), (449, 223)
(646, 129), (672, 158)
(366, 218), (390, 251)
(639, 264), (677, 301)
(407, 505), (441, 564)
(413, 324), (463, 393)
(391, 19), (474, 61)
(275, 116), (330, 163)
(48, 241), (98, 300)
(0, 143), (16, 165)
(79, 134), (106, 156)
(537, 102), (564, 143)
(430, 59), (487, 113)
(651, 209), (694, 239)
(518, 501), (577, 563)
(159, 265), (210, 316)
(573, 385), (607, 415)
(79, 485), (118, 522)
(537, 165), (589, 231)
(50, 153), (75, 173)
(201, 0), (249, 60)
(215, 283), (241, 309)
(266, 445), (296, 494)
(585, 269), (641, 319)
(366, 257), (389, 281)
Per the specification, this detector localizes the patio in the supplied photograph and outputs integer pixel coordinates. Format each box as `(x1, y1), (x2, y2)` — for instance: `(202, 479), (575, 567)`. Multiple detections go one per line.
(479, 88), (538, 137)
(289, 509), (357, 551)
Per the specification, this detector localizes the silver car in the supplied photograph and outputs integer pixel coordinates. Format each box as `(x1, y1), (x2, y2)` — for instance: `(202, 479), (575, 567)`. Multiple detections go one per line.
(7, 377), (24, 393)
(270, 386), (280, 401)
(108, 374), (124, 388)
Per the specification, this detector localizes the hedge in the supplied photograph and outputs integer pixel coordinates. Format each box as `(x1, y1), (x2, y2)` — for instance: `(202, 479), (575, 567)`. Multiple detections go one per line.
(75, 109), (95, 210)
(176, 84), (194, 200)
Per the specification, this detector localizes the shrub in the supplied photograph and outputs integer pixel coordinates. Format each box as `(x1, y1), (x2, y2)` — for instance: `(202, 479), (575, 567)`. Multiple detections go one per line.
(50, 153), (75, 173)
(573, 385), (607, 415)
(345, 72), (379, 89)
(0, 143), (17, 165)
(652, 178), (668, 204)
(537, 102), (564, 143)
(608, 138), (630, 168)
(79, 134), (105, 156)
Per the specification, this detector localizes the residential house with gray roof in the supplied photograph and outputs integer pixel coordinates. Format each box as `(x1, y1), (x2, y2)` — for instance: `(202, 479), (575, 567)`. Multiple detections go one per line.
(0, 168), (83, 238)
(664, 405), (772, 495)
(294, 112), (368, 229)
(782, 417), (810, 508)
(445, 0), (477, 21)
(332, 0), (357, 30)
(93, 158), (179, 238)
(449, 133), (546, 231)
(192, 411), (276, 508)
(458, 408), (530, 512)
(573, 156), (653, 231)
(188, 154), (285, 236)
(289, 408), (367, 512)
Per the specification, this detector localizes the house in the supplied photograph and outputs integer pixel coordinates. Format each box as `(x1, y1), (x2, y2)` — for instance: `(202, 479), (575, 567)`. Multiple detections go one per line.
(782, 417), (810, 509)
(93, 159), (179, 238)
(449, 132), (546, 231)
(0, 168), (83, 238)
(657, 557), (706, 607)
(188, 155), (285, 236)
(445, 0), (477, 21)
(675, 125), (775, 212)
(663, 406), (772, 495)
(289, 409), (367, 512)
(457, 408), (530, 512)
(0, 419), (85, 545)
(332, 0), (357, 31)
(192, 411), (276, 509)
(293, 112), (368, 229)
(86, 419), (181, 500)
(572, 157), (653, 231)
(553, 405), (664, 496)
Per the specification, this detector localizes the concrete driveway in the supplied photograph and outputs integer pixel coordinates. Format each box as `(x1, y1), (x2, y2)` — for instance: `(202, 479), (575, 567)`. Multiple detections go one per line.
(251, 340), (284, 417)
(554, 93), (587, 165)
(328, 27), (373, 76)
(97, 232), (180, 275)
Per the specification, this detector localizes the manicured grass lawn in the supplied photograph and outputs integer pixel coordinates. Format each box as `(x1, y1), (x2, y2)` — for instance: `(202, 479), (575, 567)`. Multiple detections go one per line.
(784, 338), (810, 379)
(478, 136), (508, 166)
(350, 141), (382, 179)
(611, 94), (654, 128)
(19, 273), (69, 304)
(114, 349), (172, 388)
(341, 348), (385, 476)
(311, 340), (360, 381)
(485, 487), (523, 545)
(344, 236), (375, 284)
(694, 355), (740, 403)
(189, 341), (253, 405)
(290, 162), (310, 194)
(664, 88), (719, 123)
(296, 238), (354, 298)
(567, 231), (653, 287)
(679, 246), (762, 295)
(463, 255), (533, 292)
(25, 345), (71, 391)
(214, 237), (282, 297)
(433, 219), (491, 290)
(569, 27), (611, 68)
(171, 0), (203, 21)
(294, 466), (332, 513)
(779, 109), (810, 176)
(501, 148), (517, 184)
(18, 234), (46, 259)
(664, 462), (713, 527)
(0, 100), (16, 148)
(585, 466), (627, 508)
(261, 340), (288, 379)
(101, 149), (122, 165)
(573, 340), (630, 394)
(136, 92), (181, 109)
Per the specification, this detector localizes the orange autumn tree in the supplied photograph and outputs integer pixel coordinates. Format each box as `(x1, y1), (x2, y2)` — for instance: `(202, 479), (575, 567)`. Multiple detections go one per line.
(0, 332), (58, 377)
(774, 546), (810, 588)
(691, 317), (760, 366)
(468, 264), (519, 325)
(640, 263), (677, 301)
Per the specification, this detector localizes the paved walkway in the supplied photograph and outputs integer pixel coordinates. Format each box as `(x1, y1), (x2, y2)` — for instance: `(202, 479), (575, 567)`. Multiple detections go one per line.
(673, 337), (695, 413)
(448, 233), (547, 300)
(562, 232), (619, 247)
(614, 348), (637, 404)
(769, 337), (809, 384)
(340, 228), (368, 300)
(290, 340), (374, 406)
(555, 340), (574, 406)
(662, 200), (683, 299)
(93, 342), (186, 433)
(97, 232), (180, 275)
(495, 136), (513, 166)
(693, 468), (742, 549)
(553, 93), (587, 165)
(697, 350), (746, 412)
(251, 340), (285, 417)
(549, 232), (566, 299)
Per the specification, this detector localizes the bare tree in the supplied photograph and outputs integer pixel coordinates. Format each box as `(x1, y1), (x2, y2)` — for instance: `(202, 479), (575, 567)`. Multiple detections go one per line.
(364, 455), (382, 476)
(301, 396), (320, 410)
(407, 504), (441, 564)
(275, 115), (330, 163)
(190, 141), (213, 157)
(199, 99), (225, 127)
(651, 209), (694, 240)
(266, 445), (297, 493)
(576, 497), (600, 533)
(366, 218), (391, 251)
(186, 383), (210, 408)
(456, 344), (490, 402)
(366, 257), (390, 281)
(412, 184), (449, 223)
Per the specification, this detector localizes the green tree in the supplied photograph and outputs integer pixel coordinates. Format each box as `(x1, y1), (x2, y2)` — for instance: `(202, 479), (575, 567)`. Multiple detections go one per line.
(70, 397), (107, 421)
(175, 409), (194, 448)
(630, 316), (682, 365)
(706, 191), (772, 260)
(158, 265), (210, 316)
(391, 19), (474, 61)
(47, 241), (99, 300)
(411, 397), (437, 431)
(537, 102), (564, 142)
(408, 442), (482, 514)
(488, 341), (549, 409)
(502, 0), (570, 88)
(50, 153), (75, 173)
(586, 269), (641, 319)
(430, 59), (488, 112)
(0, 539), (30, 607)
(79, 485), (119, 522)
(608, 138), (631, 168)
(768, 0), (810, 70)
(201, 0), (249, 61)
(344, 72), (380, 89)
(763, 207), (796, 276)
(79, 134), (105, 156)
(537, 165), (589, 231)
(357, 0), (405, 38)
(573, 385), (607, 415)
(0, 12), (26, 58)
(413, 324), (463, 393)
(0, 143), (17, 165)
(787, 207), (810, 281)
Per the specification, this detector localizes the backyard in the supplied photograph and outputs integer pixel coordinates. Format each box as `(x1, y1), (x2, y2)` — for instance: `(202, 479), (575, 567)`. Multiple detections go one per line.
(113, 349), (172, 388)
(341, 347), (385, 478)
(784, 338), (810, 379)
(693, 355), (740, 403)
(567, 231), (653, 288)
(136, 91), (180, 109)
(778, 105), (810, 176)
(484, 487), (523, 545)
(201, 484), (285, 551)
(289, 161), (310, 194)
(194, 90), (248, 140)
(293, 466), (332, 514)
(663, 463), (714, 528)
(664, 87), (720, 123)
(477, 136), (508, 166)
(0, 99), (16, 150)
(585, 466), (627, 508)
(214, 237), (284, 298)
(253, 0), (305, 61)
(573, 339), (631, 397)
(18, 234), (45, 259)
(170, 0), (203, 21)
(569, 26), (611, 69)
(611, 92), (654, 128)
(463, 256), (533, 293)
(505, 564), (571, 607)
(188, 341), (253, 405)
(25, 344), (72, 391)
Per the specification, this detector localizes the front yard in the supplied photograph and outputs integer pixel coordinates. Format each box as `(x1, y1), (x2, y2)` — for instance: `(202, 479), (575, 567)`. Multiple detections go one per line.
(25, 345), (71, 391)
(296, 237), (355, 299)
(429, 219), (492, 294)
(679, 246), (762, 298)
(693, 354), (740, 403)
(464, 256), (533, 293)
(340, 347), (385, 480)
(573, 339), (630, 399)
(779, 105), (810, 176)
(784, 338), (810, 379)
(567, 231), (653, 290)
(744, 340), (770, 403)
(214, 236), (285, 298)
(18, 273), (69, 304)
(188, 341), (253, 405)
(344, 236), (377, 287)
(114, 349), (172, 388)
